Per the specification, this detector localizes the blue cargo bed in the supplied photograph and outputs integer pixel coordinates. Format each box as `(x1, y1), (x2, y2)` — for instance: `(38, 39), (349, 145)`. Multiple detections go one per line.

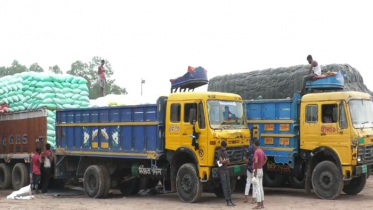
(244, 94), (301, 168)
(55, 99), (166, 159)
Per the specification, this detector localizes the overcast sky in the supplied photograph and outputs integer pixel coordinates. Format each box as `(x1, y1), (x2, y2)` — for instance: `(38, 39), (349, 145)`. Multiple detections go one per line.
(1, 0), (372, 96)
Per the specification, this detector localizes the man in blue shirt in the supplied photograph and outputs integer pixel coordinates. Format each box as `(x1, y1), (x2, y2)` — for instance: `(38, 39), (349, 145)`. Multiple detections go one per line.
(244, 137), (256, 204)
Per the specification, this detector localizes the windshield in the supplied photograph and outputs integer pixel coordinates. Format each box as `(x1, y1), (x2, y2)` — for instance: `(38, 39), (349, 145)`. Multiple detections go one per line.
(349, 99), (373, 129)
(207, 100), (246, 130)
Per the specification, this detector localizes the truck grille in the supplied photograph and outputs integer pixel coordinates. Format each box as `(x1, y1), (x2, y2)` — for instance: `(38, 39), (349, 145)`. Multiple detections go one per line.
(214, 146), (246, 166)
(358, 145), (373, 162)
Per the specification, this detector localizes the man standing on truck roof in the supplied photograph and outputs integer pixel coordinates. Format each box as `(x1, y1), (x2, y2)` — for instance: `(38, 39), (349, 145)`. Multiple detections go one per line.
(98, 60), (106, 97)
(41, 143), (53, 194)
(253, 139), (267, 209)
(301, 55), (322, 95)
(217, 141), (235, 206)
(31, 147), (41, 194)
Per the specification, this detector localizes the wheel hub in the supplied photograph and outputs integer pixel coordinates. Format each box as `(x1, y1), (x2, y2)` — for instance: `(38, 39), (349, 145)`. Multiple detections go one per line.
(181, 174), (193, 193)
(89, 175), (97, 189)
(319, 171), (333, 189)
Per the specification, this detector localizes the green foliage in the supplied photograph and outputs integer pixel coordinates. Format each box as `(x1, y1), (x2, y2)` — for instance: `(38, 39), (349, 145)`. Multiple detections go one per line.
(0, 60), (28, 77)
(49, 65), (62, 74)
(29, 63), (44, 72)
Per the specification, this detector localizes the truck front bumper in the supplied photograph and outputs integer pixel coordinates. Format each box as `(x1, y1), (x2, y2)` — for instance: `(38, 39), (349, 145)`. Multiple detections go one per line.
(211, 164), (247, 179)
(355, 162), (373, 176)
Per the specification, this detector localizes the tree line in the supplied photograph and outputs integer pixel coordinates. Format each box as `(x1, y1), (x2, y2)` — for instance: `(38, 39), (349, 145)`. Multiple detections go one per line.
(0, 56), (127, 99)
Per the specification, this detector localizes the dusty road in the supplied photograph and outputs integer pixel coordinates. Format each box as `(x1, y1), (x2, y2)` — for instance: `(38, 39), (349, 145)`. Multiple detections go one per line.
(1, 179), (372, 210)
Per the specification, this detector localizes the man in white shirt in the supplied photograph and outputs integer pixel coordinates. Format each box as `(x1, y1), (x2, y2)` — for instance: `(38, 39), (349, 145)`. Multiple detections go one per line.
(301, 55), (322, 95)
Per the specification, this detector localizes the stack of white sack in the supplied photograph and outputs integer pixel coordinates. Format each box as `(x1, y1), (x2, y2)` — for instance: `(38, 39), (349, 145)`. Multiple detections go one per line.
(0, 72), (90, 148)
(89, 94), (164, 107)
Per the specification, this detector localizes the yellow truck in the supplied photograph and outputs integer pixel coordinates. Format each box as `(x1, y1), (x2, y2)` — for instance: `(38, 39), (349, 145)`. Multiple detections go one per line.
(244, 72), (373, 199)
(52, 67), (250, 202)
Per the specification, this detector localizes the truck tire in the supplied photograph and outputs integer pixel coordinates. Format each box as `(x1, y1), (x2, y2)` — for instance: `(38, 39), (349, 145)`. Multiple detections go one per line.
(98, 165), (111, 198)
(311, 161), (343, 200)
(83, 165), (106, 198)
(289, 175), (305, 189)
(0, 163), (12, 189)
(214, 177), (236, 198)
(342, 174), (367, 195)
(119, 178), (139, 196)
(263, 167), (285, 187)
(12, 163), (29, 190)
(176, 163), (202, 203)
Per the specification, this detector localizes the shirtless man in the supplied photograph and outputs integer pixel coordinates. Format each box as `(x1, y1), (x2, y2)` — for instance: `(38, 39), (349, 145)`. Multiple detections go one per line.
(301, 55), (322, 95)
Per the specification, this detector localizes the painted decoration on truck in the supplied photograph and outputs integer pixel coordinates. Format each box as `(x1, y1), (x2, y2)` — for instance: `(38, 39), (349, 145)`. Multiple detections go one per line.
(264, 124), (274, 131)
(279, 124), (290, 131)
(264, 138), (274, 145)
(279, 138), (290, 146)
(2, 138), (6, 147)
(321, 125), (336, 133)
(111, 126), (120, 147)
(92, 129), (98, 148)
(83, 127), (90, 147)
(266, 161), (291, 173)
(168, 125), (180, 132)
(101, 128), (109, 149)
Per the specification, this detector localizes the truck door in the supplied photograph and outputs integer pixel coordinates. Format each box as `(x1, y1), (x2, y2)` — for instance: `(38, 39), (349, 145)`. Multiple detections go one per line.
(301, 103), (319, 149)
(165, 102), (182, 150)
(318, 102), (350, 164)
(181, 101), (208, 166)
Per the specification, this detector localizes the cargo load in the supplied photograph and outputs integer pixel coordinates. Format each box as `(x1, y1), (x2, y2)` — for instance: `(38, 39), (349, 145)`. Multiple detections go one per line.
(0, 72), (90, 147)
(208, 64), (371, 100)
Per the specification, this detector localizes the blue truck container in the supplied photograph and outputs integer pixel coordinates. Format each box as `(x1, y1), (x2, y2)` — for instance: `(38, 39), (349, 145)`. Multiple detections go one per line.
(244, 94), (301, 168)
(55, 97), (167, 159)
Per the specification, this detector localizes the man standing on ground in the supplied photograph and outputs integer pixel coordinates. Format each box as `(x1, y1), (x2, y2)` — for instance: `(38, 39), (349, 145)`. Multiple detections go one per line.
(31, 148), (41, 194)
(301, 55), (322, 95)
(244, 138), (256, 204)
(41, 143), (53, 194)
(217, 141), (235, 206)
(253, 139), (267, 209)
(98, 60), (106, 97)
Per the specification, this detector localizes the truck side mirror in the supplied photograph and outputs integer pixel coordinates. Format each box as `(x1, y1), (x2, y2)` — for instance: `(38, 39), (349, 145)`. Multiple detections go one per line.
(189, 108), (196, 124)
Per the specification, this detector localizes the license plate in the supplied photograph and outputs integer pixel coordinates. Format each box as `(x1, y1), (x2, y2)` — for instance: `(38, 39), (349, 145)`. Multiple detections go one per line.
(234, 166), (241, 173)
(362, 165), (367, 173)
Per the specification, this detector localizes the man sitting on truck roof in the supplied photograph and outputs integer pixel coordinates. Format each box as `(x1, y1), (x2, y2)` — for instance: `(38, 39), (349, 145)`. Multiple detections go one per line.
(301, 55), (322, 95)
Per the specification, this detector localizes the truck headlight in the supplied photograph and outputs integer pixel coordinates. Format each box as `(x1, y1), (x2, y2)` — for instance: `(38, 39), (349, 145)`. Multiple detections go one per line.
(358, 156), (362, 162)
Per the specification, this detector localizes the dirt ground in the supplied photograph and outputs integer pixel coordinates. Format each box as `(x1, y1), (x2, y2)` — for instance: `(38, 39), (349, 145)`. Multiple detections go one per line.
(1, 179), (372, 210)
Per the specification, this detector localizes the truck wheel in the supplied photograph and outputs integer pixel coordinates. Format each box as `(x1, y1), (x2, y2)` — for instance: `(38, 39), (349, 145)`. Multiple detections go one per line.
(0, 163), (12, 189)
(311, 161), (343, 200)
(213, 177), (236, 198)
(98, 165), (111, 198)
(289, 175), (305, 189)
(176, 163), (202, 203)
(343, 174), (367, 195)
(119, 178), (139, 196)
(83, 165), (106, 198)
(12, 163), (29, 190)
(263, 171), (285, 187)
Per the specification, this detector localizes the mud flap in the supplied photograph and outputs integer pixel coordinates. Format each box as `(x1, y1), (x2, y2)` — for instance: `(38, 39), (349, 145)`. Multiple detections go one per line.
(305, 164), (312, 194)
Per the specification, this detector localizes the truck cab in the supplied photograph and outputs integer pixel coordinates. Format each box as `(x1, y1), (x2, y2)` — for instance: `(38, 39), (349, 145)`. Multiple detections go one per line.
(301, 91), (373, 199)
(166, 67), (249, 201)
